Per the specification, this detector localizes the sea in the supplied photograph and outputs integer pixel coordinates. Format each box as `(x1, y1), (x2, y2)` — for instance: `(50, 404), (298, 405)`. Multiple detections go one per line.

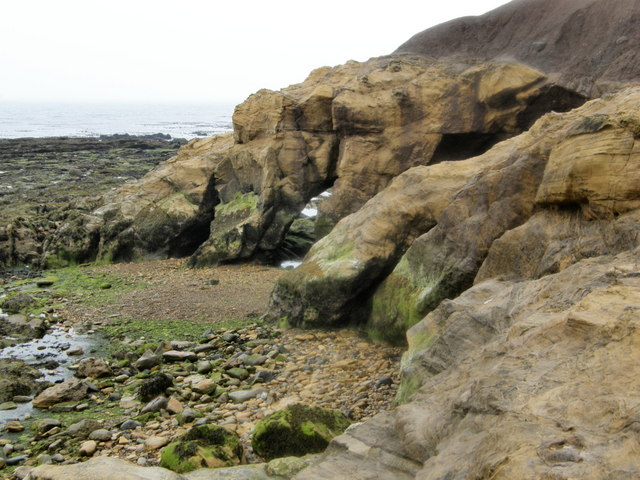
(0, 101), (235, 140)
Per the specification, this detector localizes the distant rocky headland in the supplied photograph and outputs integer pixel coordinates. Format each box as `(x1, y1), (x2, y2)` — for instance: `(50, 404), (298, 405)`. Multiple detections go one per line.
(5, 0), (640, 479)
(0, 135), (185, 272)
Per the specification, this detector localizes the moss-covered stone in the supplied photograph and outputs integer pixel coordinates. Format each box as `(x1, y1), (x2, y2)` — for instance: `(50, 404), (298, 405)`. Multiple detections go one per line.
(252, 403), (350, 460)
(159, 425), (243, 473)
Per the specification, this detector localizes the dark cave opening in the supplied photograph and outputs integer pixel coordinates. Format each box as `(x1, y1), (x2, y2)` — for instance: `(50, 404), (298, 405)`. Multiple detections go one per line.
(430, 132), (511, 164)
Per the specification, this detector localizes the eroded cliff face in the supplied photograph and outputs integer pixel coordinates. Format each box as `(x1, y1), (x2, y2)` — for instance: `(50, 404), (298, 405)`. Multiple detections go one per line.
(286, 86), (640, 480)
(270, 89), (640, 338)
(45, 57), (584, 267)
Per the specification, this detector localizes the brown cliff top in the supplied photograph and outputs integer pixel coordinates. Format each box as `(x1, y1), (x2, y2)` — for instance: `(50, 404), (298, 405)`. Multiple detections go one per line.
(394, 0), (640, 96)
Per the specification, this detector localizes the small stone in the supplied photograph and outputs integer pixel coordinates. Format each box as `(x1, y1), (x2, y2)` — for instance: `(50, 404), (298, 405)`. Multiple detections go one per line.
(88, 428), (112, 441)
(244, 355), (268, 366)
(137, 457), (148, 466)
(228, 387), (267, 404)
(376, 375), (393, 387)
(76, 357), (112, 378)
(37, 418), (62, 434)
(193, 379), (217, 395)
(196, 360), (213, 374)
(36, 278), (56, 287)
(144, 436), (170, 451)
(12, 466), (32, 479)
(194, 344), (216, 354)
(51, 453), (65, 463)
(37, 454), (53, 465)
(177, 408), (197, 425)
(170, 340), (193, 350)
(267, 456), (311, 477)
(67, 419), (102, 438)
(79, 440), (97, 457)
(221, 332), (239, 343)
(134, 349), (163, 370)
(5, 420), (24, 432)
(162, 350), (197, 362)
(120, 396), (140, 409)
(139, 373), (173, 401)
(66, 346), (84, 356)
(12, 396), (32, 404)
(140, 396), (168, 414)
(0, 401), (17, 410)
(120, 419), (143, 430)
(227, 367), (249, 380)
(166, 396), (184, 414)
(99, 283), (112, 289)
(6, 455), (27, 466)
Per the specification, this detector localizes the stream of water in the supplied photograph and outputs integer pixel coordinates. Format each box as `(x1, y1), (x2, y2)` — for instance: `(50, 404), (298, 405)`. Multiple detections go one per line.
(0, 325), (103, 426)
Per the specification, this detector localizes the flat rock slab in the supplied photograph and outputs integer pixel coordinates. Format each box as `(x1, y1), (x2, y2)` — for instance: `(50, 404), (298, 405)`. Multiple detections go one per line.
(184, 464), (271, 479)
(162, 351), (197, 362)
(27, 456), (183, 480)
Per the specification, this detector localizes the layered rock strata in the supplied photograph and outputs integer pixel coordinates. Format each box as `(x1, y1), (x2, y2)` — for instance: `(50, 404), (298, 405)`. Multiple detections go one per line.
(48, 58), (584, 266)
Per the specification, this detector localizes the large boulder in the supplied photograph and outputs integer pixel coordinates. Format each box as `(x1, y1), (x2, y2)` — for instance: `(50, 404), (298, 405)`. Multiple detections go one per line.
(252, 404), (350, 460)
(48, 58), (584, 266)
(0, 359), (42, 402)
(32, 378), (89, 408)
(159, 425), (243, 473)
(268, 87), (640, 342)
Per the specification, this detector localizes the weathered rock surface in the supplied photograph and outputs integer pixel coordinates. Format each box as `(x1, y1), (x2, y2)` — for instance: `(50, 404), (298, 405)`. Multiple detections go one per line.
(32, 378), (89, 408)
(50, 58), (583, 266)
(252, 404), (350, 460)
(25, 456), (183, 480)
(270, 90), (640, 480)
(270, 87), (640, 342)
(159, 425), (243, 473)
(75, 357), (112, 379)
(395, 0), (640, 97)
(0, 359), (42, 402)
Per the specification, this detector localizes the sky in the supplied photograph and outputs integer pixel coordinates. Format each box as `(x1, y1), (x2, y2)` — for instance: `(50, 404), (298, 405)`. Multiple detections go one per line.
(1, 0), (508, 105)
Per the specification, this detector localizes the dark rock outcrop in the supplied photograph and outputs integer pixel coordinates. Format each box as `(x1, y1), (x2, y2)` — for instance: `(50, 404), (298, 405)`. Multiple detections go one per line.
(395, 0), (640, 97)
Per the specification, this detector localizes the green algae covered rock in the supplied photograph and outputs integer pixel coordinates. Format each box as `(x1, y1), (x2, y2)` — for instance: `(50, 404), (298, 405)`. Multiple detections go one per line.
(252, 403), (350, 460)
(159, 425), (242, 473)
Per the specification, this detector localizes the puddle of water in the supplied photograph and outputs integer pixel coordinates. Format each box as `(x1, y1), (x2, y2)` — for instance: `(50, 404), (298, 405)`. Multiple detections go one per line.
(279, 260), (302, 269)
(0, 325), (104, 426)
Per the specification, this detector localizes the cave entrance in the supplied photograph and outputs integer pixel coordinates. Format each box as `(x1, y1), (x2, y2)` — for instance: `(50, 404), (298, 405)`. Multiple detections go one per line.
(430, 132), (511, 164)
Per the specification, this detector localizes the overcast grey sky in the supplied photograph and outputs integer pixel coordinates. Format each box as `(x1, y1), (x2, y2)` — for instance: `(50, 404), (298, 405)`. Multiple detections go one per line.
(1, 0), (508, 104)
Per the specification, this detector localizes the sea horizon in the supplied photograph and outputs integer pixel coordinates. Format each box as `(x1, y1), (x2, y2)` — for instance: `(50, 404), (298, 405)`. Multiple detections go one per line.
(0, 100), (236, 140)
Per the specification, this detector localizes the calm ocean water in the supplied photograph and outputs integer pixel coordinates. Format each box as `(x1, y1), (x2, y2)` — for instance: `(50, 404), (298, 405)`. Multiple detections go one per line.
(0, 102), (235, 140)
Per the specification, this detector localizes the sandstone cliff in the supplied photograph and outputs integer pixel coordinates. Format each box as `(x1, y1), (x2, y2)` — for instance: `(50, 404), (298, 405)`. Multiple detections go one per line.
(45, 58), (583, 267)
(282, 85), (640, 480)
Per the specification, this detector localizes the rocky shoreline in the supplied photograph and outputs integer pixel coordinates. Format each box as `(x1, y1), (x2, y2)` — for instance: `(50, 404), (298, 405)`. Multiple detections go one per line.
(0, 135), (185, 269)
(0, 261), (401, 479)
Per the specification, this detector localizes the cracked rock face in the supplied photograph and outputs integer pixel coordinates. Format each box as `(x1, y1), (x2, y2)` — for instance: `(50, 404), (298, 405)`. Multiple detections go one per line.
(49, 57), (584, 266)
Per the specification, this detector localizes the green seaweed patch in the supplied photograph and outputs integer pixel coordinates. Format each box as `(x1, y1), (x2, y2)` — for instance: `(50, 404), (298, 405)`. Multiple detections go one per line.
(160, 425), (243, 473)
(101, 317), (209, 343)
(252, 403), (350, 460)
(215, 192), (259, 217)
